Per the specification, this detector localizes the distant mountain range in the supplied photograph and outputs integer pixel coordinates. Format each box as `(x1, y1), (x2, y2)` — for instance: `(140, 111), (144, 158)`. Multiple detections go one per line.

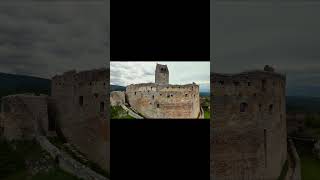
(286, 96), (320, 113)
(110, 85), (126, 92)
(0, 72), (51, 100)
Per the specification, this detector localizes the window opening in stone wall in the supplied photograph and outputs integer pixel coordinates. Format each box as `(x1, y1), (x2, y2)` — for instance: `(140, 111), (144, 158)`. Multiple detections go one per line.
(100, 102), (105, 112)
(135, 92), (136, 95)
(259, 104), (262, 111)
(171, 94), (173, 97)
(269, 104), (273, 114)
(264, 129), (267, 168)
(248, 82), (251, 86)
(48, 105), (56, 131)
(185, 94), (188, 97)
(157, 104), (160, 108)
(152, 95), (154, 99)
(240, 102), (248, 112)
(79, 96), (84, 106)
(262, 79), (266, 91)
(89, 82), (92, 86)
(167, 95), (170, 98)
(94, 93), (98, 98)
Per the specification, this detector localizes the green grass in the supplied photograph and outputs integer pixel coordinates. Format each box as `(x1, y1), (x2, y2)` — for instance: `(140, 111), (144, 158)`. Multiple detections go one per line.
(31, 168), (80, 180)
(111, 106), (135, 119)
(0, 139), (80, 180)
(204, 110), (210, 119)
(277, 160), (288, 180)
(305, 115), (320, 128)
(300, 154), (320, 180)
(295, 140), (320, 180)
(4, 167), (80, 180)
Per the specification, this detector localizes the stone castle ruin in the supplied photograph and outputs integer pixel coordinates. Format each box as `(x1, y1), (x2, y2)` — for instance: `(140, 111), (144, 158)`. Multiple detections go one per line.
(0, 68), (110, 174)
(111, 64), (203, 119)
(211, 66), (288, 180)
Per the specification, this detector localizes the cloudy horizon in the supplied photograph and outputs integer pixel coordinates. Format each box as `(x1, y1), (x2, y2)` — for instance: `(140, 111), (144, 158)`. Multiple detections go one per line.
(211, 1), (320, 97)
(0, 1), (109, 79)
(110, 61), (210, 92)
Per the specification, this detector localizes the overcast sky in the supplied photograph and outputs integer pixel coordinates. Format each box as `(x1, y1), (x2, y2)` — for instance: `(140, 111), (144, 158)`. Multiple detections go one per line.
(110, 61), (210, 92)
(211, 1), (320, 96)
(0, 1), (109, 79)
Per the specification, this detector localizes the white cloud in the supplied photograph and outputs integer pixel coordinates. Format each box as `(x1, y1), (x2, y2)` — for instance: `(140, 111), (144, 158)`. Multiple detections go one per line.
(110, 61), (210, 92)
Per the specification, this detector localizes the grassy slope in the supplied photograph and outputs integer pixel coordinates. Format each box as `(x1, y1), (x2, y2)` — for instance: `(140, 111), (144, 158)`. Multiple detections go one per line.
(0, 140), (79, 180)
(294, 139), (320, 180)
(111, 106), (135, 119)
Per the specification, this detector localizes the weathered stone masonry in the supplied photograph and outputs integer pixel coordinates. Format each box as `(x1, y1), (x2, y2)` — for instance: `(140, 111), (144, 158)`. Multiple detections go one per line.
(126, 83), (201, 118)
(51, 68), (109, 172)
(211, 67), (287, 180)
(1, 94), (51, 140)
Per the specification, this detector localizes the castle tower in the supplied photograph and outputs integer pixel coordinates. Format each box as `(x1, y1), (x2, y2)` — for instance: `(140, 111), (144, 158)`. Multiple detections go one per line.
(155, 64), (169, 84)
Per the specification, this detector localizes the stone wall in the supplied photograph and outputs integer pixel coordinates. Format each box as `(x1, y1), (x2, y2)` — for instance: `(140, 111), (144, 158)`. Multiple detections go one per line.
(51, 68), (109, 172)
(36, 135), (108, 180)
(126, 83), (201, 118)
(211, 69), (287, 180)
(110, 91), (125, 106)
(1, 94), (50, 140)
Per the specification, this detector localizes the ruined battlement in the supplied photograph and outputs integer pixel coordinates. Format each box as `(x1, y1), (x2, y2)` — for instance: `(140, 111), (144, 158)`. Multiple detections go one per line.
(52, 68), (108, 85)
(126, 83), (199, 93)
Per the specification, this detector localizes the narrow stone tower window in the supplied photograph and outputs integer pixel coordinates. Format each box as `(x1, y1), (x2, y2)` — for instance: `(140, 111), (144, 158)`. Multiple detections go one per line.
(152, 95), (154, 99)
(269, 104), (273, 113)
(240, 102), (248, 112)
(259, 104), (262, 111)
(100, 102), (105, 112)
(79, 96), (84, 106)
(264, 129), (267, 168)
(157, 104), (160, 108)
(134, 92), (136, 95)
(262, 79), (266, 91)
